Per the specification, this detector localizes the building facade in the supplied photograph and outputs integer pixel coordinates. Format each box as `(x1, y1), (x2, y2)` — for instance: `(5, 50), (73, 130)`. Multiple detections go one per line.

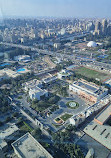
(69, 79), (108, 103)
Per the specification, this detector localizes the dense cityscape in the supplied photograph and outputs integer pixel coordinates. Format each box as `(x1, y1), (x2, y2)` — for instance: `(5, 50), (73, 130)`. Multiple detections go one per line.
(0, 1), (111, 158)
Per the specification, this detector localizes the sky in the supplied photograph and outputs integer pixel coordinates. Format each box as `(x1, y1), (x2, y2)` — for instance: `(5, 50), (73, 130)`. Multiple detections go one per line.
(0, 0), (111, 18)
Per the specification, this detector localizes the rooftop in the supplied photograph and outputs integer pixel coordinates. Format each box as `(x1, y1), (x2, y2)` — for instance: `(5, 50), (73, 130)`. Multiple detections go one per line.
(94, 104), (111, 125)
(23, 79), (42, 88)
(0, 69), (19, 78)
(12, 133), (53, 158)
(30, 86), (47, 94)
(72, 79), (107, 96)
(42, 76), (57, 84)
(0, 123), (19, 139)
(73, 80), (99, 93)
(84, 121), (111, 150)
(0, 139), (7, 149)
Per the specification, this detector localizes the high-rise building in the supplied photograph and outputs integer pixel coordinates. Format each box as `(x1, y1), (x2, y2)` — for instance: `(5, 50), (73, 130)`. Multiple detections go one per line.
(102, 19), (108, 35)
(94, 21), (102, 35)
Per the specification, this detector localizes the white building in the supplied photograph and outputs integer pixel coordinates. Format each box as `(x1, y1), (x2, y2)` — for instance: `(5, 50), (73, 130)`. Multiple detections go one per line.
(23, 79), (43, 92)
(53, 43), (61, 49)
(23, 79), (48, 100)
(60, 28), (66, 35)
(87, 41), (97, 47)
(57, 69), (72, 79)
(29, 87), (48, 100)
(14, 55), (30, 62)
(70, 113), (86, 127)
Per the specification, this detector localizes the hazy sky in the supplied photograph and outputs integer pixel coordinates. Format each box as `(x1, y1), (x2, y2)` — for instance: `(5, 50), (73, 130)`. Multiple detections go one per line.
(0, 0), (111, 18)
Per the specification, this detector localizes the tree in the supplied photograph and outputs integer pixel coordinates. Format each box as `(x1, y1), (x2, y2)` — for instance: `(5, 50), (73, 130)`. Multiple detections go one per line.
(12, 112), (18, 118)
(32, 128), (42, 140)
(5, 117), (12, 123)
(0, 121), (3, 126)
(17, 117), (23, 123)
(32, 98), (38, 105)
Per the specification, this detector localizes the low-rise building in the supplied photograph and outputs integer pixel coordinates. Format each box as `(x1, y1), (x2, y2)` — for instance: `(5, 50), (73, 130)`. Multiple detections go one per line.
(23, 79), (43, 92)
(0, 69), (20, 78)
(29, 87), (48, 100)
(0, 139), (8, 152)
(83, 101), (111, 150)
(14, 55), (30, 62)
(0, 72), (8, 81)
(12, 132), (53, 158)
(70, 95), (111, 127)
(94, 103), (111, 125)
(57, 69), (72, 79)
(69, 79), (108, 103)
(0, 123), (19, 141)
(23, 79), (48, 100)
(70, 113), (86, 127)
(84, 120), (111, 150)
(42, 76), (57, 84)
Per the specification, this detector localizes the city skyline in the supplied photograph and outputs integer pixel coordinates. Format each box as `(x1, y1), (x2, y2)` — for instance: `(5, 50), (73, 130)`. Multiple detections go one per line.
(0, 0), (111, 19)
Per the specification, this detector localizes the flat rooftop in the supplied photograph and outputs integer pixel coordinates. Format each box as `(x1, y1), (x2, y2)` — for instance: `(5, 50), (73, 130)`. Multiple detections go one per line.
(73, 80), (99, 93)
(30, 86), (47, 94)
(42, 76), (57, 83)
(0, 69), (19, 78)
(94, 104), (111, 125)
(72, 79), (107, 96)
(12, 133), (53, 158)
(0, 123), (19, 139)
(84, 121), (111, 150)
(24, 79), (42, 87)
(0, 139), (7, 149)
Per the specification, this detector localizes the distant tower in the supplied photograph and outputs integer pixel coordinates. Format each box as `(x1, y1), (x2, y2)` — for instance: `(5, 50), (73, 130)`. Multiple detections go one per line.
(102, 19), (108, 35)
(0, 5), (5, 27)
(94, 21), (102, 35)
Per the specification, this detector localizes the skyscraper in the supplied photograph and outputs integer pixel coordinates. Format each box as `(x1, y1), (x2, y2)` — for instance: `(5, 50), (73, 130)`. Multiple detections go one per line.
(94, 21), (102, 35)
(102, 19), (108, 35)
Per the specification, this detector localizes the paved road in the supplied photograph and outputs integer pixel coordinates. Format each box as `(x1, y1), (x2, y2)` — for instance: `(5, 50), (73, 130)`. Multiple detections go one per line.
(13, 93), (88, 132)
(0, 42), (78, 61)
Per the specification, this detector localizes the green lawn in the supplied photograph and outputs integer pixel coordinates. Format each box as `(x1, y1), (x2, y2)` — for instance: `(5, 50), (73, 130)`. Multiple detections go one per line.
(18, 96), (23, 99)
(60, 113), (73, 121)
(55, 118), (61, 122)
(75, 67), (108, 81)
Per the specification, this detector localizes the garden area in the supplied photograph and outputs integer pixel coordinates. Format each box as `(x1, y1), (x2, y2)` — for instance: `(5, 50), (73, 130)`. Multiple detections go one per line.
(17, 121), (33, 133)
(31, 95), (60, 112)
(60, 113), (73, 121)
(66, 101), (79, 109)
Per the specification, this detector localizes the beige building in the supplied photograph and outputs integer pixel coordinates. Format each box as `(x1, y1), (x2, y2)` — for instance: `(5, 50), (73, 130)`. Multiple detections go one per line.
(69, 79), (108, 103)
